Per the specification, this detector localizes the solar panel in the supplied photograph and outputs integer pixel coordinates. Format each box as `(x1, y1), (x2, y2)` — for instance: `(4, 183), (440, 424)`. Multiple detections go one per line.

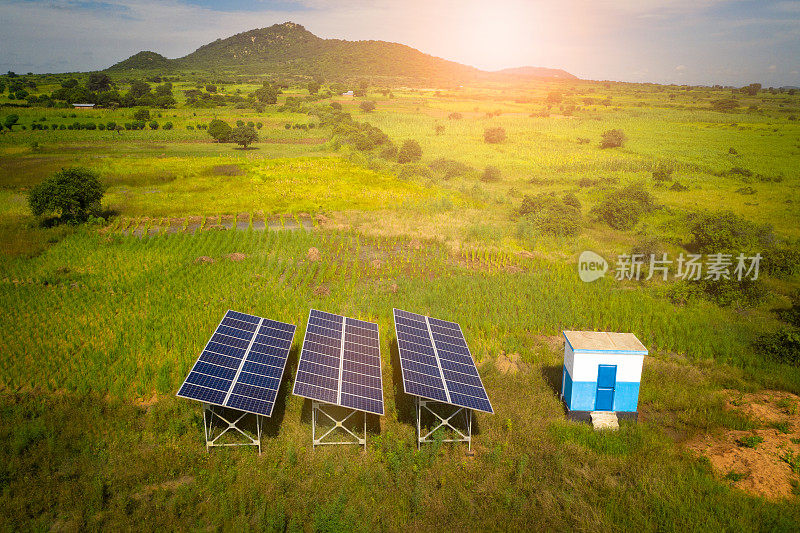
(393, 309), (493, 413)
(177, 310), (296, 417)
(293, 309), (384, 415)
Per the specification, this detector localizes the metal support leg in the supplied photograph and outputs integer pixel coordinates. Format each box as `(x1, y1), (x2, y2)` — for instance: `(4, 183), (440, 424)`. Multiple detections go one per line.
(416, 399), (473, 448)
(312, 401), (366, 448)
(202, 403), (262, 454)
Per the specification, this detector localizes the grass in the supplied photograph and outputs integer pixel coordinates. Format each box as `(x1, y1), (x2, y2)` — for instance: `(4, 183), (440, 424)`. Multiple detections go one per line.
(0, 77), (799, 529)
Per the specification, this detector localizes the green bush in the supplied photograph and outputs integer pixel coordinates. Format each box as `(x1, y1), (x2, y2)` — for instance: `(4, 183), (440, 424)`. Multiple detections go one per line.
(28, 167), (104, 222)
(600, 129), (626, 148)
(562, 192), (581, 210)
(756, 328), (800, 366)
(359, 100), (376, 113)
(428, 158), (472, 180)
(517, 193), (582, 237)
(149, 121), (159, 130)
(591, 182), (656, 230)
(689, 211), (774, 254)
(133, 108), (150, 121)
(163, 122), (173, 130)
(398, 140), (422, 164)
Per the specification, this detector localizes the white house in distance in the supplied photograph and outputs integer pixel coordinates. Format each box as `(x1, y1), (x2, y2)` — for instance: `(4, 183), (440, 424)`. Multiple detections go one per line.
(72, 103), (95, 109)
(560, 331), (647, 422)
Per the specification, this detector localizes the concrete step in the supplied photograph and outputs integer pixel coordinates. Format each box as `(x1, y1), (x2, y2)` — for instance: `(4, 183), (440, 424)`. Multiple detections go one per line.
(590, 411), (619, 431)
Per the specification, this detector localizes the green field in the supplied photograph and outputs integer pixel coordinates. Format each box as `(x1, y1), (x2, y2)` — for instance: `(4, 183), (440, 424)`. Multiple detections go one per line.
(2, 76), (800, 530)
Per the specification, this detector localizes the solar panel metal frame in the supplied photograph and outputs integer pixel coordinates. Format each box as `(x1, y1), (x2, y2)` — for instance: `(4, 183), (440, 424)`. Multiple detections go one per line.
(176, 310), (296, 417)
(393, 308), (493, 414)
(292, 309), (384, 416)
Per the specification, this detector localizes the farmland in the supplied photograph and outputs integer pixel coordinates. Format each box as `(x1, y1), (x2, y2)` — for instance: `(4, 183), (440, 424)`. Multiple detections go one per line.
(1, 74), (800, 530)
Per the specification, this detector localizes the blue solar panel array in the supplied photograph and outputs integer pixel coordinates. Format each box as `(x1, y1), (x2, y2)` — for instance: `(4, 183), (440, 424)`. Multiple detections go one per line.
(393, 309), (493, 414)
(293, 309), (384, 415)
(177, 310), (296, 417)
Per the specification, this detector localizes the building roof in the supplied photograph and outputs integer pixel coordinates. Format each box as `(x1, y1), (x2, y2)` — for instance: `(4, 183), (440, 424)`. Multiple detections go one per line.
(563, 331), (647, 355)
(72, 103), (95, 107)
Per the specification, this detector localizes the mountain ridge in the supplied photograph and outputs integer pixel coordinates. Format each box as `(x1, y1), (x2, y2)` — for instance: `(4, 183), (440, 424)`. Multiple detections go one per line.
(107, 22), (575, 82)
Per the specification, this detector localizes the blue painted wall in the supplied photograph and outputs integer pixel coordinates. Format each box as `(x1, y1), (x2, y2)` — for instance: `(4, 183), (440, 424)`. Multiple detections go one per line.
(562, 366), (640, 412)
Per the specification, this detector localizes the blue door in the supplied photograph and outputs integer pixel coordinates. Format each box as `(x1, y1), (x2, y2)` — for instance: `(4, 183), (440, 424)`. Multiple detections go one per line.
(595, 365), (617, 411)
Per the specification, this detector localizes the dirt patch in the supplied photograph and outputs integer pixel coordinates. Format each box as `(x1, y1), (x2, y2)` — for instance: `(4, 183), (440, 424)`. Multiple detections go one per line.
(496, 351), (523, 374)
(135, 392), (159, 408)
(226, 253), (248, 262)
(313, 285), (330, 297)
(262, 137), (328, 145)
(686, 389), (800, 500)
(307, 247), (321, 262)
(194, 256), (215, 264)
(210, 164), (244, 176)
(132, 476), (195, 501)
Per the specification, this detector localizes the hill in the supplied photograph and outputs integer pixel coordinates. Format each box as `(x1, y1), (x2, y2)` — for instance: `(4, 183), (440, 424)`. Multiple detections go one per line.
(107, 51), (172, 72)
(495, 66), (578, 80)
(107, 22), (573, 82)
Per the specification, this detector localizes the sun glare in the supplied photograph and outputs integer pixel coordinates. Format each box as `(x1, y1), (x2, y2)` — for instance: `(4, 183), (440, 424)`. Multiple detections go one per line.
(448, 1), (541, 71)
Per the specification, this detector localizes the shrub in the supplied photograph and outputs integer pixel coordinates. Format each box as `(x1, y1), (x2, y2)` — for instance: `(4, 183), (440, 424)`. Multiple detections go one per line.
(517, 193), (582, 237)
(398, 140), (422, 164)
(600, 129), (626, 148)
(133, 108), (150, 121)
(380, 143), (398, 160)
(484, 127), (506, 144)
(591, 183), (656, 230)
(562, 192), (581, 210)
(711, 98), (738, 112)
(435, 124), (445, 135)
(448, 112), (462, 120)
(652, 167), (673, 182)
(756, 327), (800, 366)
(28, 167), (104, 222)
(359, 100), (376, 112)
(106, 121), (116, 130)
(689, 211), (774, 254)
(428, 158), (472, 180)
(481, 166), (501, 182)
(578, 177), (596, 187)
(163, 122), (173, 130)
(330, 102), (342, 111)
(149, 121), (159, 130)
(670, 181), (688, 191)
(208, 119), (232, 142)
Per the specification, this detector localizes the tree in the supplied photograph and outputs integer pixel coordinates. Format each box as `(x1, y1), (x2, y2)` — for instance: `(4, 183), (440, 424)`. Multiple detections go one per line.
(154, 82), (173, 97)
(61, 78), (79, 89)
(484, 127), (506, 144)
(599, 129), (626, 148)
(307, 81), (321, 95)
(205, 84), (217, 93)
(481, 165), (501, 182)
(253, 83), (278, 104)
(149, 121), (159, 130)
(230, 126), (258, 149)
(133, 108), (150, 121)
(546, 91), (562, 104)
(128, 80), (151, 98)
(397, 139), (422, 163)
(4, 114), (19, 130)
(28, 167), (104, 222)
(208, 119), (232, 142)
(743, 83), (761, 96)
(359, 100), (376, 113)
(87, 72), (111, 92)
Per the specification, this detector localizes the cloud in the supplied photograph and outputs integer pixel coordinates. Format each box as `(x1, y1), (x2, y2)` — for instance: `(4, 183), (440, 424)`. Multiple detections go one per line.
(768, 64), (777, 72)
(675, 65), (687, 71)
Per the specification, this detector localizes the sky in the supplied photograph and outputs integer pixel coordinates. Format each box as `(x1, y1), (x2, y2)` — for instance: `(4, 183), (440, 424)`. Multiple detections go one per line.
(0, 0), (798, 86)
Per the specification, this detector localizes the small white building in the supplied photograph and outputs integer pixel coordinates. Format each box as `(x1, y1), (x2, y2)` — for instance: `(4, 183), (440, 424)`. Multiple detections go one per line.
(561, 331), (647, 421)
(72, 103), (95, 109)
